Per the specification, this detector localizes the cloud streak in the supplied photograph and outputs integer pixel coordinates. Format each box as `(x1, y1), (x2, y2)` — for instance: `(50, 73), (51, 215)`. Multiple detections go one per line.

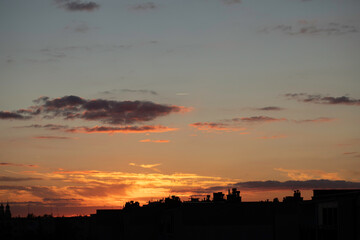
(0, 163), (38, 168)
(139, 139), (170, 143)
(66, 125), (177, 134)
(285, 93), (360, 106)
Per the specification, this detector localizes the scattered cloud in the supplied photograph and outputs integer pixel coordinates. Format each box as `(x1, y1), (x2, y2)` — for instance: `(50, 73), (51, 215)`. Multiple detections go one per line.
(1, 95), (191, 125)
(0, 176), (42, 182)
(55, 0), (100, 12)
(66, 125), (177, 134)
(263, 21), (358, 36)
(275, 168), (341, 181)
(256, 106), (284, 111)
(130, 2), (157, 10)
(285, 93), (360, 106)
(0, 163), (38, 168)
(258, 135), (287, 140)
(17, 124), (69, 130)
(139, 139), (170, 143)
(294, 117), (336, 123)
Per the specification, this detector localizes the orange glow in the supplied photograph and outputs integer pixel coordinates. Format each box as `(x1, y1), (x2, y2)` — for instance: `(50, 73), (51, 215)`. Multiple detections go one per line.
(139, 139), (170, 143)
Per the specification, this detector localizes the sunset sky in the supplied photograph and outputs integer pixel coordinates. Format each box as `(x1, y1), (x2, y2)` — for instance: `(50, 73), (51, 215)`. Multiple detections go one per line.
(1, 0), (360, 217)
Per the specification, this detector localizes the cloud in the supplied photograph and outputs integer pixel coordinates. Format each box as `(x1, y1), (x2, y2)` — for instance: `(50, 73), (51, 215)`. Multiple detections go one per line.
(66, 125), (177, 134)
(33, 136), (75, 140)
(235, 116), (287, 123)
(0, 163), (38, 168)
(264, 21), (358, 35)
(0, 111), (30, 120)
(129, 163), (162, 172)
(285, 93), (360, 106)
(1, 95), (190, 125)
(65, 22), (90, 33)
(55, 0), (100, 12)
(294, 117), (336, 123)
(258, 135), (287, 140)
(0, 176), (42, 182)
(17, 124), (69, 130)
(221, 0), (242, 4)
(130, 2), (157, 10)
(102, 89), (158, 95)
(139, 139), (170, 143)
(189, 122), (246, 132)
(275, 168), (341, 181)
(256, 106), (284, 111)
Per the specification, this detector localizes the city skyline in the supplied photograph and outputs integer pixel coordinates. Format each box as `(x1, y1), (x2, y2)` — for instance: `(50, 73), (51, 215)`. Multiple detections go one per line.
(0, 0), (360, 216)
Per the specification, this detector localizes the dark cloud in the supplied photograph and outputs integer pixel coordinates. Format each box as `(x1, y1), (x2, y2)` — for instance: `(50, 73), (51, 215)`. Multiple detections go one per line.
(285, 93), (360, 106)
(1, 95), (189, 125)
(55, 0), (100, 12)
(221, 0), (242, 4)
(264, 22), (358, 35)
(234, 116), (287, 123)
(0, 111), (30, 120)
(0, 163), (38, 168)
(256, 106), (284, 111)
(206, 180), (360, 192)
(131, 2), (157, 10)
(0, 176), (42, 182)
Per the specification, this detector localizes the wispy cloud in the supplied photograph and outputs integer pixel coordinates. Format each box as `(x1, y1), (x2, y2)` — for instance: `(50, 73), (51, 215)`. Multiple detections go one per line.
(102, 89), (158, 95)
(33, 136), (75, 140)
(285, 93), (360, 106)
(294, 117), (336, 123)
(189, 122), (246, 132)
(263, 21), (358, 36)
(0, 111), (31, 120)
(235, 116), (287, 123)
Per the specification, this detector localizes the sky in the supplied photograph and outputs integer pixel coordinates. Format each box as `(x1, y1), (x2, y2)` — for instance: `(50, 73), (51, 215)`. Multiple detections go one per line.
(0, 0), (360, 217)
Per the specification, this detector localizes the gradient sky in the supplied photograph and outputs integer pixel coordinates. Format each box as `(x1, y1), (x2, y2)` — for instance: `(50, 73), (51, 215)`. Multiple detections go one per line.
(1, 0), (360, 216)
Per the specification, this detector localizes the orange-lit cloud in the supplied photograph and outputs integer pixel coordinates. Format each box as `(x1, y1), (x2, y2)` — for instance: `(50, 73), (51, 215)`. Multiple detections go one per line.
(189, 122), (246, 132)
(66, 125), (178, 134)
(139, 139), (170, 143)
(274, 168), (342, 181)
